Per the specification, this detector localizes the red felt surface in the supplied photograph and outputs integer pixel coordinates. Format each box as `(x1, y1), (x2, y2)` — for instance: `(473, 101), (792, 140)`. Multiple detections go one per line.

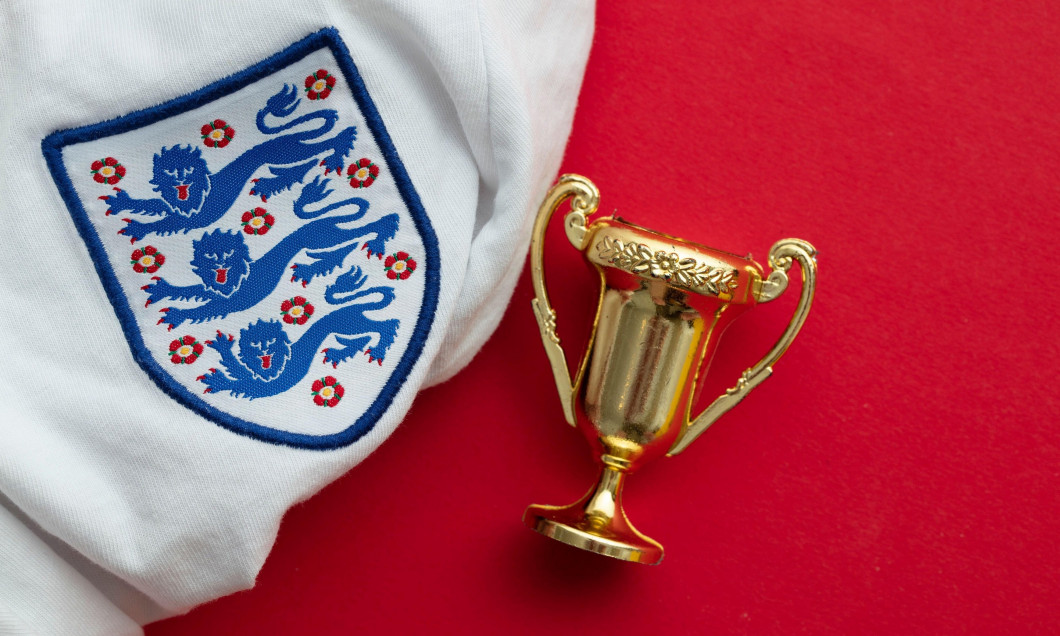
(148, 2), (1060, 633)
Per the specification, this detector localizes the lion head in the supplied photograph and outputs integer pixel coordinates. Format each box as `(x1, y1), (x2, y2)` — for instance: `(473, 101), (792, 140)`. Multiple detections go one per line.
(237, 319), (292, 382)
(190, 229), (251, 298)
(150, 145), (210, 217)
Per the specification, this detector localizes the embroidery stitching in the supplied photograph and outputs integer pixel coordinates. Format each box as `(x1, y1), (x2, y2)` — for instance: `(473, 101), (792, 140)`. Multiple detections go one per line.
(200, 119), (235, 148)
(305, 69), (336, 100)
(130, 245), (165, 274)
(240, 207), (274, 235)
(347, 158), (379, 188)
(281, 296), (315, 325)
(169, 335), (204, 364)
(312, 376), (344, 407)
(384, 252), (417, 280)
(91, 157), (126, 184)
(101, 92), (356, 242)
(42, 28), (440, 450)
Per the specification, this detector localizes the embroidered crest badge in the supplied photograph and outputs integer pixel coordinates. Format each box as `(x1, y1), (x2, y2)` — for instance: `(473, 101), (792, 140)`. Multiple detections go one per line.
(42, 28), (439, 449)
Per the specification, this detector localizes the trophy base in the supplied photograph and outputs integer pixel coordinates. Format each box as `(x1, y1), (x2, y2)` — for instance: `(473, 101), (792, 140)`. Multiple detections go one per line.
(523, 499), (664, 565)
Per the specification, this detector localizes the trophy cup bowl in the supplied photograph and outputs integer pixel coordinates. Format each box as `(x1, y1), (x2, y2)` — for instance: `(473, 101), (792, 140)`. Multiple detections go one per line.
(523, 174), (817, 564)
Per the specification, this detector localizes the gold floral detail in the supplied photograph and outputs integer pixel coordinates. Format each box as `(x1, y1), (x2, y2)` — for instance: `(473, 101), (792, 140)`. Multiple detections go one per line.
(596, 235), (738, 296)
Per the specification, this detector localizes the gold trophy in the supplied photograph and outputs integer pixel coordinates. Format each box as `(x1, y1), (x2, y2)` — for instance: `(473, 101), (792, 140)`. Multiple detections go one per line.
(523, 174), (817, 564)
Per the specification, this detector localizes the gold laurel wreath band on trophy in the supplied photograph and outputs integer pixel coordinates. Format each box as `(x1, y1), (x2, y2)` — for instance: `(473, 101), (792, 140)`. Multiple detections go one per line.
(523, 174), (818, 564)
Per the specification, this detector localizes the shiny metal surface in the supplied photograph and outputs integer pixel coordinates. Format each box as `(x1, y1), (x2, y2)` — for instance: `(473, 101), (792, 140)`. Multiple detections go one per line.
(583, 286), (702, 462)
(523, 174), (818, 563)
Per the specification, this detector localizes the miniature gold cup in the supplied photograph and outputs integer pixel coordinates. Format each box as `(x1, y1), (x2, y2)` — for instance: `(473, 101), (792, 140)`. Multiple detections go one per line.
(523, 174), (817, 564)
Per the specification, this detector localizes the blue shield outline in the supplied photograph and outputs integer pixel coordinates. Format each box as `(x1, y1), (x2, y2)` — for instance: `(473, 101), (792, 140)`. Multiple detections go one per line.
(41, 27), (440, 450)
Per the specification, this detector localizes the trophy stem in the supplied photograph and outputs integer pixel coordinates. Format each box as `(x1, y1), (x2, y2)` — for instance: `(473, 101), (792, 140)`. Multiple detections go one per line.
(523, 463), (664, 564)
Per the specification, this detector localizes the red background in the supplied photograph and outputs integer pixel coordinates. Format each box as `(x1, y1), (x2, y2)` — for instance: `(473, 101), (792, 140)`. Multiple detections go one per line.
(148, 1), (1060, 633)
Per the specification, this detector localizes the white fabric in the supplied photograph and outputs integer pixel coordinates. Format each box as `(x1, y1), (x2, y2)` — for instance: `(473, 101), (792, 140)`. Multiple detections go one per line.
(0, 2), (594, 634)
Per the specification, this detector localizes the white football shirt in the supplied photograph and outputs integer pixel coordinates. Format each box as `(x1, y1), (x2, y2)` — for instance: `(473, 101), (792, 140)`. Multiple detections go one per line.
(0, 2), (594, 633)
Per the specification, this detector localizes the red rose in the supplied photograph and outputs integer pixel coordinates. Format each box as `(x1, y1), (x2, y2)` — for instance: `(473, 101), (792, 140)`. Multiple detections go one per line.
(169, 336), (203, 364)
(311, 375), (344, 407)
(131, 246), (165, 274)
(281, 296), (314, 325)
(347, 158), (380, 188)
(91, 157), (126, 185)
(305, 69), (337, 100)
(384, 251), (417, 280)
(241, 207), (274, 235)
(201, 119), (235, 148)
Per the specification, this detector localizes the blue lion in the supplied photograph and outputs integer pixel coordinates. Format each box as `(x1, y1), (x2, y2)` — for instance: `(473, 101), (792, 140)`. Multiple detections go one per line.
(197, 266), (399, 399)
(144, 195), (398, 330)
(188, 228), (252, 299)
(101, 84), (357, 243)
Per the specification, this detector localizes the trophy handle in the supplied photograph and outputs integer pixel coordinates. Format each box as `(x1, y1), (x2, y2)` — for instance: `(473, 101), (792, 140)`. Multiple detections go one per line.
(530, 174), (602, 426)
(668, 238), (817, 455)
